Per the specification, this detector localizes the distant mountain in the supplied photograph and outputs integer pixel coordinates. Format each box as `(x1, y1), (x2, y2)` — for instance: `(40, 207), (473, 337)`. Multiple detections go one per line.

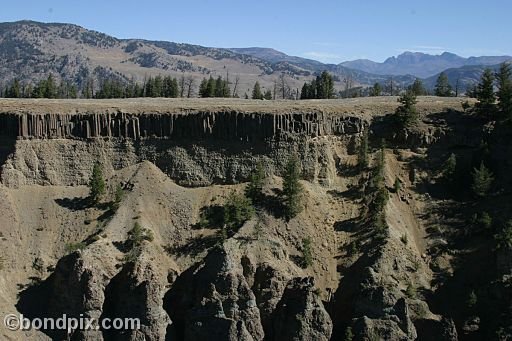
(0, 20), (420, 97)
(423, 63), (506, 93)
(341, 51), (512, 78)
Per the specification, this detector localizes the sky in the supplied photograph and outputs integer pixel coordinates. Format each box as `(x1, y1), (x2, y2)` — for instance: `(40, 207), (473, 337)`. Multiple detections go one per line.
(1, 0), (511, 64)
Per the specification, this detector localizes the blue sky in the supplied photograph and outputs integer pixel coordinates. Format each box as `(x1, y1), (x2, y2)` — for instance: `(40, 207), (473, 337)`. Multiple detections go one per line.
(1, 0), (511, 63)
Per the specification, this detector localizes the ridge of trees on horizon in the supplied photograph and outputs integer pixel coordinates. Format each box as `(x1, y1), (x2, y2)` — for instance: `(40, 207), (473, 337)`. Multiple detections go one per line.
(2, 63), (511, 101)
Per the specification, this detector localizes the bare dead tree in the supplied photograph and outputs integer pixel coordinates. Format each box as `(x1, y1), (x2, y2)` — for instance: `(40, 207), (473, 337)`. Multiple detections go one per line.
(179, 75), (185, 98)
(279, 73), (290, 99)
(343, 74), (353, 98)
(455, 77), (460, 97)
(232, 74), (240, 97)
(273, 79), (277, 100)
(185, 76), (195, 98)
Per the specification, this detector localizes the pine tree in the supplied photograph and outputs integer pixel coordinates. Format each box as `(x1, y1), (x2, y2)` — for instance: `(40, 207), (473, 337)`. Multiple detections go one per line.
(395, 90), (418, 127)
(476, 68), (496, 112)
(263, 90), (272, 100)
(214, 76), (223, 97)
(199, 78), (208, 97)
(89, 162), (106, 204)
(252, 81), (263, 99)
(282, 156), (303, 219)
(245, 162), (265, 202)
(471, 162), (494, 198)
(223, 192), (255, 234)
(410, 78), (426, 96)
(370, 82), (381, 96)
(434, 72), (452, 97)
(442, 153), (457, 182)
(495, 220), (512, 250)
(496, 62), (512, 118)
(206, 76), (216, 98)
(45, 74), (57, 98)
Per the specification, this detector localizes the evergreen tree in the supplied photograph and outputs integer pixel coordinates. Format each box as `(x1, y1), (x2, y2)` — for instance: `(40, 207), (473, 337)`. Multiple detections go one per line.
(370, 82), (381, 96)
(476, 68), (496, 112)
(252, 81), (263, 99)
(263, 90), (273, 100)
(495, 220), (512, 250)
(45, 74), (57, 98)
(245, 162), (265, 202)
(471, 162), (494, 198)
(89, 162), (106, 204)
(395, 90), (418, 127)
(410, 78), (426, 96)
(7, 79), (21, 98)
(434, 72), (453, 97)
(214, 76), (224, 97)
(317, 71), (334, 99)
(282, 156), (304, 219)
(206, 76), (216, 98)
(496, 62), (512, 118)
(199, 78), (208, 97)
(223, 192), (255, 234)
(442, 153), (457, 182)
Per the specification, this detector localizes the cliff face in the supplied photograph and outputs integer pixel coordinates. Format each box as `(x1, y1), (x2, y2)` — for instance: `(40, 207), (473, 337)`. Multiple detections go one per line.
(0, 111), (366, 187)
(0, 111), (364, 140)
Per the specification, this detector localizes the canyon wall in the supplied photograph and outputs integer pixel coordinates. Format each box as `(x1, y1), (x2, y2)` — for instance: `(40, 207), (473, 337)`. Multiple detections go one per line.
(0, 111), (366, 187)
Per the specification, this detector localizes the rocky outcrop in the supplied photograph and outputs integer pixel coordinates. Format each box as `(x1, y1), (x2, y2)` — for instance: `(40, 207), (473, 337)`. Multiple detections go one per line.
(164, 248), (265, 341)
(164, 247), (333, 341)
(16, 252), (108, 340)
(0, 111), (365, 140)
(101, 261), (171, 340)
(271, 277), (333, 341)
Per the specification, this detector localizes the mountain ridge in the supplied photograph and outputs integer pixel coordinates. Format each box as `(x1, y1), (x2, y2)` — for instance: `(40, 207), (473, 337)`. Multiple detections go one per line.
(341, 51), (512, 78)
(0, 20), (510, 96)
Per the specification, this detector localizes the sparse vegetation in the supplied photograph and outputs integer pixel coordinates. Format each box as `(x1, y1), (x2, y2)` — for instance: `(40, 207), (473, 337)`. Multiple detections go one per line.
(344, 326), (354, 341)
(405, 282), (417, 298)
(65, 242), (86, 254)
(393, 178), (401, 192)
(127, 222), (154, 248)
(357, 128), (369, 170)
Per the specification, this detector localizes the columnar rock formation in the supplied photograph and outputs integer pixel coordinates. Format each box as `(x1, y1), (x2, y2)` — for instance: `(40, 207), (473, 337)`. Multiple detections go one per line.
(0, 111), (365, 140)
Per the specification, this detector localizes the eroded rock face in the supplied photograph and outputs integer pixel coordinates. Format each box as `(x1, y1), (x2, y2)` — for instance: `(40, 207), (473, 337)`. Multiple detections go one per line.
(164, 247), (334, 341)
(165, 248), (264, 341)
(271, 277), (333, 341)
(101, 261), (171, 341)
(16, 252), (107, 340)
(0, 111), (365, 187)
